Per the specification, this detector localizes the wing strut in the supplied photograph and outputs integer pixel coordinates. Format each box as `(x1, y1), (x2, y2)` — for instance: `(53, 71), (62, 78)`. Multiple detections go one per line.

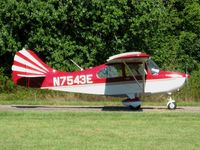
(123, 61), (143, 90)
(70, 59), (83, 71)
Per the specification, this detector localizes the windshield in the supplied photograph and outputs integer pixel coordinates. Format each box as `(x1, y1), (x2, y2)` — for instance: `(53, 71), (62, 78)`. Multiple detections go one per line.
(147, 59), (160, 74)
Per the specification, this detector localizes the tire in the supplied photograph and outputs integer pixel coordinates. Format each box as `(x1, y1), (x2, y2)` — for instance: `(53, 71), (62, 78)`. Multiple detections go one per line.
(167, 102), (177, 110)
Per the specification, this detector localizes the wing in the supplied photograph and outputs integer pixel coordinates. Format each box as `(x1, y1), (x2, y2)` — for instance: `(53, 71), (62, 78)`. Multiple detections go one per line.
(106, 52), (149, 64)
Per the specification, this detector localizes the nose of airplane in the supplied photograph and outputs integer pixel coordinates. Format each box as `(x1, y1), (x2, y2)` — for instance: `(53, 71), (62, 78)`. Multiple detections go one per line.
(176, 72), (190, 88)
(180, 72), (190, 81)
(164, 71), (189, 90)
(186, 73), (190, 78)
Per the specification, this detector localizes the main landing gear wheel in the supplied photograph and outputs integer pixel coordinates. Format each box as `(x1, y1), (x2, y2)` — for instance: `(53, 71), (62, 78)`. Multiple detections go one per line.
(122, 97), (141, 110)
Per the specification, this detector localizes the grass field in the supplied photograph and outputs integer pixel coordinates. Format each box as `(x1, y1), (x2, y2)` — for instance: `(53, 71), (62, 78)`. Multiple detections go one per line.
(0, 111), (200, 150)
(0, 91), (200, 107)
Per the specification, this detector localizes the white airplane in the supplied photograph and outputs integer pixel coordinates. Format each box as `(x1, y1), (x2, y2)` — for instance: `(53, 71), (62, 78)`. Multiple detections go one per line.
(12, 48), (189, 109)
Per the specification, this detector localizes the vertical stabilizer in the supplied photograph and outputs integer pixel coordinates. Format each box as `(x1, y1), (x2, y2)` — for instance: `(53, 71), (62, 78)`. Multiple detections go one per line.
(12, 48), (51, 87)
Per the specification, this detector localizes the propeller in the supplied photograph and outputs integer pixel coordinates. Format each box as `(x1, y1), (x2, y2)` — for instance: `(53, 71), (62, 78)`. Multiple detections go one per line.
(185, 63), (190, 85)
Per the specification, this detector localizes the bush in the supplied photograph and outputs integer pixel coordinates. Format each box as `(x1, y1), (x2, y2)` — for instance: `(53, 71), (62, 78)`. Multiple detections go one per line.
(0, 75), (15, 92)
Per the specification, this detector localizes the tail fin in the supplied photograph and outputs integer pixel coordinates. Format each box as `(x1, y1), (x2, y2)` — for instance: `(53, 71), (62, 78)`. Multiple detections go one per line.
(12, 48), (51, 87)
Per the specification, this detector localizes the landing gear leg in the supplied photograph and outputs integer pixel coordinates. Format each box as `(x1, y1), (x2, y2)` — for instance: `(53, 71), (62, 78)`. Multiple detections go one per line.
(167, 93), (177, 110)
(122, 97), (141, 110)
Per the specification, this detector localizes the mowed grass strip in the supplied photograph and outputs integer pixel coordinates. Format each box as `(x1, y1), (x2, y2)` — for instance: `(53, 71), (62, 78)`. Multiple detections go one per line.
(0, 111), (200, 150)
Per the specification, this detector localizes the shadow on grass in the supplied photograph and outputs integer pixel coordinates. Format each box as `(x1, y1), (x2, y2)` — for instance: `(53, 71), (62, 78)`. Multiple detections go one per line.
(12, 105), (184, 112)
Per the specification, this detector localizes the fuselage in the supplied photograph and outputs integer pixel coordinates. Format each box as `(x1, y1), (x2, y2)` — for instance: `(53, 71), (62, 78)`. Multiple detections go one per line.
(40, 63), (187, 98)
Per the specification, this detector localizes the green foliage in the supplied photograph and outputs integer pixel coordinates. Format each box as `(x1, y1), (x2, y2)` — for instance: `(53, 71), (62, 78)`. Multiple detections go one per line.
(0, 75), (15, 92)
(0, 0), (199, 71)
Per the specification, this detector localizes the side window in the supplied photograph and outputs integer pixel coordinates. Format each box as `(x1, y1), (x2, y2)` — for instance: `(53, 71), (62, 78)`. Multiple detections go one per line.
(97, 64), (122, 78)
(125, 63), (144, 76)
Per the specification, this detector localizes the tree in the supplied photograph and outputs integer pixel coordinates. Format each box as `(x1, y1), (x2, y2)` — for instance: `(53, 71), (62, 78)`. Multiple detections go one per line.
(0, 0), (199, 75)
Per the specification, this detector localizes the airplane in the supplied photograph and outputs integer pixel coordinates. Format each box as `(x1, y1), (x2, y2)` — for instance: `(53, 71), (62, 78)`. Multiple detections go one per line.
(11, 48), (190, 110)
